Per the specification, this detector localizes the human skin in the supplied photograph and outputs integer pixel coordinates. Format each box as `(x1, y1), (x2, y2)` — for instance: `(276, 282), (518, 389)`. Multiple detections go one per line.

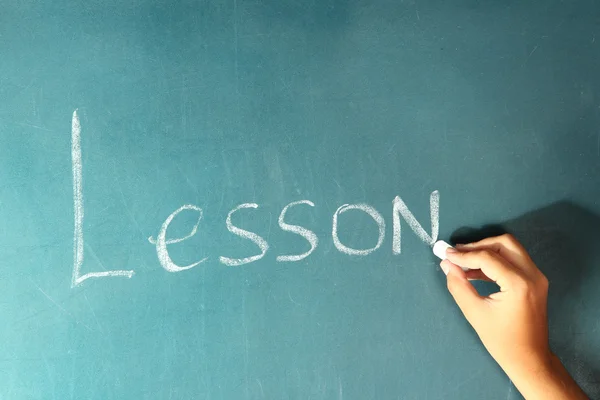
(441, 234), (588, 400)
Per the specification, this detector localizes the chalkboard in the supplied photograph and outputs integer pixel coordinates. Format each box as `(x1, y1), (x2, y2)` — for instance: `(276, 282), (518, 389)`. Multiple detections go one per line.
(2, 0), (600, 398)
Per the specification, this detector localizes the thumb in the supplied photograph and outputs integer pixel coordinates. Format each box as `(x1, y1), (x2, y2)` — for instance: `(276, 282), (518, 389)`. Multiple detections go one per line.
(443, 261), (484, 323)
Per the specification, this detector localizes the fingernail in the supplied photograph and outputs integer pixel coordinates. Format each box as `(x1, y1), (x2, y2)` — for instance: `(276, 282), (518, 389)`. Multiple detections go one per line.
(440, 260), (451, 275)
(446, 247), (458, 255)
(455, 243), (465, 248)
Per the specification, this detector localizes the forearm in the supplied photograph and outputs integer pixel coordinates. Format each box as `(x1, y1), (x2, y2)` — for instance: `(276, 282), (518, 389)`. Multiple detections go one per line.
(506, 353), (588, 400)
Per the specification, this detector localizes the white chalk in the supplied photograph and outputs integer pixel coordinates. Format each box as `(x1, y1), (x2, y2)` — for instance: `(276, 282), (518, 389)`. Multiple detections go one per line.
(433, 240), (469, 271)
(432, 240), (452, 260)
(70, 110), (134, 287)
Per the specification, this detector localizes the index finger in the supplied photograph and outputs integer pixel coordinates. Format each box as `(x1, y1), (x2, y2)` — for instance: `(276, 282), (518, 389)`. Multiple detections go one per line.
(445, 248), (520, 292)
(456, 234), (536, 274)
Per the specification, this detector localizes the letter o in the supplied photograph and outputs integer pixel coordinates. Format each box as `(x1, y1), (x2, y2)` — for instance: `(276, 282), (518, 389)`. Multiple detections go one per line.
(332, 204), (385, 256)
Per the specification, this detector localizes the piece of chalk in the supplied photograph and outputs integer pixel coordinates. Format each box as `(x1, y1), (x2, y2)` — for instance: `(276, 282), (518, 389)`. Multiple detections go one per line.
(433, 240), (469, 271)
(433, 240), (453, 260)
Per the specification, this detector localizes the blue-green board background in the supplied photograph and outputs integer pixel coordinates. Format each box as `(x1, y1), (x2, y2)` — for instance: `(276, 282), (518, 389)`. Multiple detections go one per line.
(2, 1), (599, 398)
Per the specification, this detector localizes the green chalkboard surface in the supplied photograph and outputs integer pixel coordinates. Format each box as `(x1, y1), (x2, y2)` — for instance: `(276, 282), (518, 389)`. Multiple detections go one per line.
(2, 1), (600, 398)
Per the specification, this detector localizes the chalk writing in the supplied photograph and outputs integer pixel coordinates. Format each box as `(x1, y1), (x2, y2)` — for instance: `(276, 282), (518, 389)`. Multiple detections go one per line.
(219, 203), (270, 266)
(71, 110), (135, 287)
(332, 204), (386, 256)
(70, 111), (440, 286)
(276, 200), (318, 262)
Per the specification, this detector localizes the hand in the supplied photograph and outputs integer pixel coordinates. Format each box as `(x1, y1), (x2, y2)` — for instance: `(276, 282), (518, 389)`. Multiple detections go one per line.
(441, 234), (588, 400)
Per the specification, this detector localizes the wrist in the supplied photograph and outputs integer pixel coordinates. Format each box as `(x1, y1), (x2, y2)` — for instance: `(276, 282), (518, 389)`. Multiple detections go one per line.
(504, 352), (588, 400)
(501, 350), (554, 395)
(500, 348), (554, 380)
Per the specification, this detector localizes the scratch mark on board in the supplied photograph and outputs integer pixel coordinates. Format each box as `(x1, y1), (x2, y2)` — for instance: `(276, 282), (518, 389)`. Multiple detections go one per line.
(288, 291), (301, 306)
(233, 0), (239, 96)
(256, 379), (264, 398)
(242, 292), (249, 399)
(333, 178), (342, 190)
(266, 211), (272, 241)
(83, 293), (104, 334)
(31, 280), (93, 331)
(443, 370), (484, 396)
(17, 122), (55, 132)
(522, 45), (539, 67)
(115, 175), (144, 236)
(176, 162), (199, 197)
(86, 243), (111, 275)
